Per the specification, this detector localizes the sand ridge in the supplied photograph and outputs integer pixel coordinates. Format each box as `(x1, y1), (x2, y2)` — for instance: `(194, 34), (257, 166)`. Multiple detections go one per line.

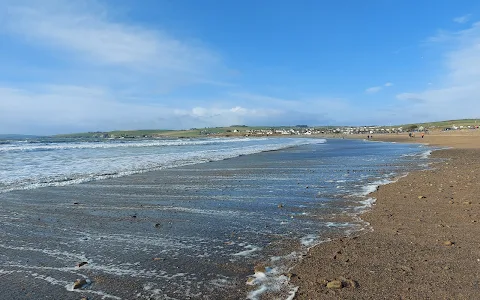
(291, 131), (480, 299)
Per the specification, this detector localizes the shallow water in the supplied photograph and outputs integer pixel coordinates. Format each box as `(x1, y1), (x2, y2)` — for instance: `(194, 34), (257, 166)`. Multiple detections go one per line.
(0, 138), (433, 299)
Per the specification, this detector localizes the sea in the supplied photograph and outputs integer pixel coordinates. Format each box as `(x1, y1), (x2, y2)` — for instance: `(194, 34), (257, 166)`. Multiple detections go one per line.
(0, 136), (434, 299)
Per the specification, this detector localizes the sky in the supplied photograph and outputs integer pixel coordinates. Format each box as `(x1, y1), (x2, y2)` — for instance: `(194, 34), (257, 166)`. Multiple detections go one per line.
(1, 0), (480, 135)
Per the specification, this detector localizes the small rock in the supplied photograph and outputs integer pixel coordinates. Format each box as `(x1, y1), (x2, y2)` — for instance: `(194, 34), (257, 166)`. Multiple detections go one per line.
(463, 201), (472, 205)
(152, 257), (163, 261)
(418, 196), (427, 199)
(73, 202), (79, 205)
(154, 223), (161, 228)
(77, 262), (88, 268)
(81, 297), (89, 300)
(277, 203), (284, 208)
(246, 277), (255, 285)
(443, 241), (454, 246)
(286, 273), (297, 279)
(132, 215), (137, 218)
(326, 280), (343, 289)
(254, 265), (266, 273)
(73, 279), (90, 289)
(345, 279), (358, 288)
(400, 265), (413, 272)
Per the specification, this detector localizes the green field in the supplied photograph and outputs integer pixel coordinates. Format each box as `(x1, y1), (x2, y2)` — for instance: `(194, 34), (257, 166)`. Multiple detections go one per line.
(396, 119), (479, 130)
(53, 126), (284, 138)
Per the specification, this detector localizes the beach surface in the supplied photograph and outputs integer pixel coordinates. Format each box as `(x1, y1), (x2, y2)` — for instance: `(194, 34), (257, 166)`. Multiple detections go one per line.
(292, 131), (480, 299)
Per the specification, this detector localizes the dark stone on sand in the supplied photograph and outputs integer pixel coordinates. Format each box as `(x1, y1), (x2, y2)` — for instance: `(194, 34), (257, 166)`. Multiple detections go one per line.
(77, 261), (88, 268)
(154, 223), (161, 228)
(73, 202), (79, 205)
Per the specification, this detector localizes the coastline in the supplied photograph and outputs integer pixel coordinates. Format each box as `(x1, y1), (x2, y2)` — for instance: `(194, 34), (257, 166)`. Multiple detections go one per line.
(291, 132), (480, 299)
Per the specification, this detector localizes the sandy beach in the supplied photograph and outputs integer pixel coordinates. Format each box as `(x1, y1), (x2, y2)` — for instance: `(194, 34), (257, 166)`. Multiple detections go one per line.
(292, 130), (480, 299)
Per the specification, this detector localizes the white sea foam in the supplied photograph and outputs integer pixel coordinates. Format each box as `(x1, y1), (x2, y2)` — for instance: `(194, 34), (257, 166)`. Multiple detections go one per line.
(300, 234), (317, 247)
(420, 150), (432, 159)
(246, 252), (302, 300)
(0, 138), (325, 193)
(233, 245), (261, 257)
(15, 269), (122, 299)
(358, 198), (376, 209)
(0, 244), (88, 262)
(354, 178), (393, 197)
(0, 138), (263, 153)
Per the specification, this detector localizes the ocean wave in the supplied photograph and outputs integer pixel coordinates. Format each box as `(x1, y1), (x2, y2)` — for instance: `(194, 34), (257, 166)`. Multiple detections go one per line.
(0, 138), (326, 193)
(0, 137), (267, 153)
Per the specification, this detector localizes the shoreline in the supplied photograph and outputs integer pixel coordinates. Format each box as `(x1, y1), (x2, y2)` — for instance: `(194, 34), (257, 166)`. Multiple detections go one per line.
(291, 132), (480, 298)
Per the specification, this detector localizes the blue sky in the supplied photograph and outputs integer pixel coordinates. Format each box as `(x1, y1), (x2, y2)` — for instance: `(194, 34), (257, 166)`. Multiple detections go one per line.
(1, 0), (480, 134)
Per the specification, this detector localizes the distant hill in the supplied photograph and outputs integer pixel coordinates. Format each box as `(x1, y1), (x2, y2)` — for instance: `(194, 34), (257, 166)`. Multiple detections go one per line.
(50, 119), (480, 139)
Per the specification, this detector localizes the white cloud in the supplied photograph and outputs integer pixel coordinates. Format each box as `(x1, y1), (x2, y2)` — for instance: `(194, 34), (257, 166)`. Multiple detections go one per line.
(365, 86), (382, 94)
(2, 1), (219, 74)
(365, 82), (393, 94)
(396, 22), (480, 120)
(0, 0), (226, 97)
(453, 14), (471, 24)
(0, 84), (289, 134)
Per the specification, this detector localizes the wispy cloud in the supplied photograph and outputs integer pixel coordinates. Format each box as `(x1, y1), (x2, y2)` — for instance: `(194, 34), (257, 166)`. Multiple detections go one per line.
(453, 14), (471, 24)
(2, 1), (219, 74)
(365, 86), (382, 94)
(0, 0), (228, 96)
(396, 21), (480, 120)
(365, 82), (393, 94)
(0, 85), (286, 134)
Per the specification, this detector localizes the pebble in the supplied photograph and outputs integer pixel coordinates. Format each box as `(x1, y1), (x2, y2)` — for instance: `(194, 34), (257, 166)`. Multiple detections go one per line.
(345, 279), (359, 288)
(326, 280), (343, 289)
(77, 262), (88, 268)
(443, 241), (454, 246)
(254, 265), (266, 273)
(73, 278), (90, 289)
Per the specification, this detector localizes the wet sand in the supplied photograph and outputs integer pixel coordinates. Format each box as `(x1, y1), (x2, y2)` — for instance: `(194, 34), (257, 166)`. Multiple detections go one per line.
(292, 131), (480, 299)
